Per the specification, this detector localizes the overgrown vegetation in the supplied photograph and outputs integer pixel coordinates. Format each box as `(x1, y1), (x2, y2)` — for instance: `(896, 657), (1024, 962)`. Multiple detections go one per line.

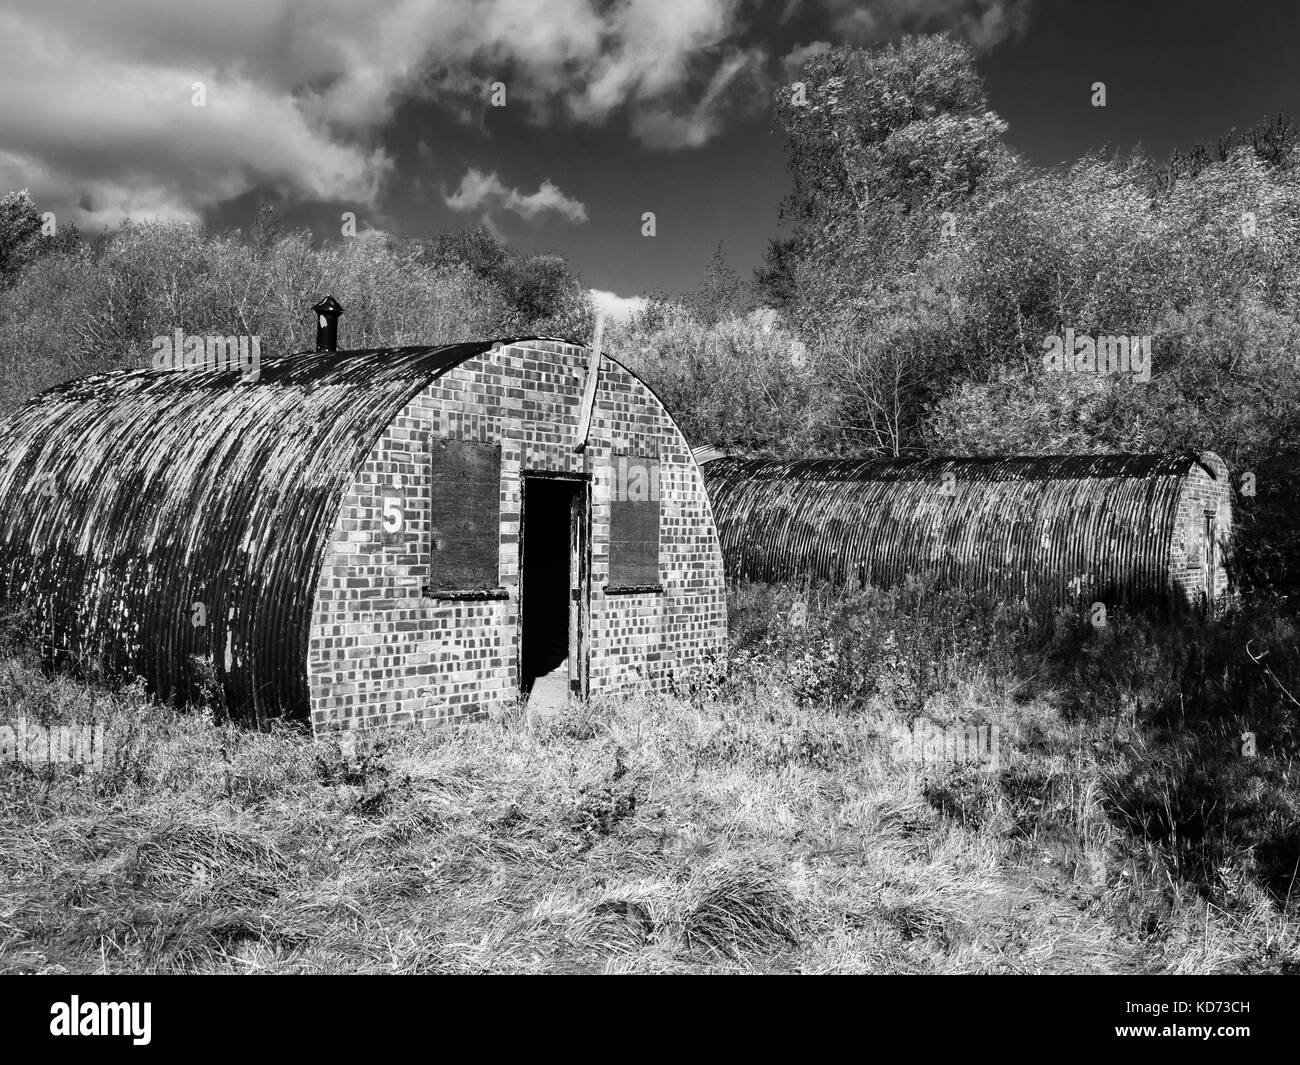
(0, 198), (594, 416)
(609, 37), (1300, 594)
(3, 588), (1297, 974)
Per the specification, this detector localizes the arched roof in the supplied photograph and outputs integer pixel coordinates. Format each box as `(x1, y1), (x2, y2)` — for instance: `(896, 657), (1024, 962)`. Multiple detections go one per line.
(0, 341), (556, 716)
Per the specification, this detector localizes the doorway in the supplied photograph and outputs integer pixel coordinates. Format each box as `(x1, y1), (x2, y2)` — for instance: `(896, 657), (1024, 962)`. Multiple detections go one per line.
(1203, 511), (1217, 601)
(520, 475), (588, 703)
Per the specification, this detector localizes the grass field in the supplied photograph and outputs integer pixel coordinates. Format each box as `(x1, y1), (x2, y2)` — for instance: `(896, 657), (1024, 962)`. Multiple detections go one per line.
(2, 583), (1299, 974)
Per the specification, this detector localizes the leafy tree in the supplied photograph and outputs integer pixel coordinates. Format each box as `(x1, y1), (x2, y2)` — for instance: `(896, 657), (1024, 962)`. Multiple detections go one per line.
(610, 303), (828, 457)
(761, 35), (1009, 326)
(1149, 112), (1298, 194)
(0, 191), (43, 282)
(246, 203), (285, 253)
(680, 244), (753, 327)
(0, 190), (79, 285)
(413, 224), (594, 340)
(0, 216), (508, 411)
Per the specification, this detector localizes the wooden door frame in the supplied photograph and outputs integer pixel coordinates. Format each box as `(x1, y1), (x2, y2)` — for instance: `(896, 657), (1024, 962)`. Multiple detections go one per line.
(518, 471), (591, 700)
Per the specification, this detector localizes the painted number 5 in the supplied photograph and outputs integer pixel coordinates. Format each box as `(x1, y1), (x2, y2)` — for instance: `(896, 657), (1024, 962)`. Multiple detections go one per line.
(382, 495), (404, 545)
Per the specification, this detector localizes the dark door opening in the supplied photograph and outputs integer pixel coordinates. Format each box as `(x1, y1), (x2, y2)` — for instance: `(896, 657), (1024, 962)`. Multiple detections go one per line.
(1204, 511), (1217, 601)
(520, 476), (587, 700)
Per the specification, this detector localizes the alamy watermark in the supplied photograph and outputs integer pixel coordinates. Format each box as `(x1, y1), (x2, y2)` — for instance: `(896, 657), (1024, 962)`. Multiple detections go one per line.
(612, 456), (660, 501)
(151, 330), (261, 381)
(50, 996), (151, 1045)
(1042, 329), (1151, 383)
(889, 720), (1000, 772)
(1, 718), (107, 771)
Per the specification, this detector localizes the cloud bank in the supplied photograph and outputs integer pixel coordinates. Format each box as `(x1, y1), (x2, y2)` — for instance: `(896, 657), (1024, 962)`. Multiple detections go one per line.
(0, 0), (1034, 226)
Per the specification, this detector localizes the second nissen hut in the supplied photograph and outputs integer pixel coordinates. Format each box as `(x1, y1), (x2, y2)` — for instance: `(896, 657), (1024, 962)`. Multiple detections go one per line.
(0, 303), (728, 733)
(702, 453), (1232, 609)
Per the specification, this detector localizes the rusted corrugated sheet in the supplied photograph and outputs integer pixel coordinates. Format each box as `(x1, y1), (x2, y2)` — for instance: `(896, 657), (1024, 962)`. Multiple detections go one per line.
(703, 454), (1198, 606)
(0, 343), (506, 719)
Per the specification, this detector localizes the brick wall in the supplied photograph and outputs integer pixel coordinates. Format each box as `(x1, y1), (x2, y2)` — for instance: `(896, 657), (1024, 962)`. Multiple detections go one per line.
(1168, 451), (1233, 605)
(307, 340), (728, 733)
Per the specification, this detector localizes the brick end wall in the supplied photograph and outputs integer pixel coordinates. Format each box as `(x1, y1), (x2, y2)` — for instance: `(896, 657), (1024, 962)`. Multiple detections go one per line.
(1168, 451), (1233, 606)
(307, 340), (728, 734)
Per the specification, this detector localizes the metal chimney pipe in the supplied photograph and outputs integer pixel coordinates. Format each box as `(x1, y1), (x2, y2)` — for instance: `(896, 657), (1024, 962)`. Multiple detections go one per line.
(312, 295), (344, 352)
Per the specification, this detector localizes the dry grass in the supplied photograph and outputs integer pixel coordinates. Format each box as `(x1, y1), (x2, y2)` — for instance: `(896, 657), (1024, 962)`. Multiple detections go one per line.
(2, 586), (1299, 974)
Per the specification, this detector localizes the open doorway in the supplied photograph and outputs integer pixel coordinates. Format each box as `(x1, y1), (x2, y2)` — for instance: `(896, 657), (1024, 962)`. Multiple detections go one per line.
(520, 475), (588, 707)
(1203, 510), (1218, 602)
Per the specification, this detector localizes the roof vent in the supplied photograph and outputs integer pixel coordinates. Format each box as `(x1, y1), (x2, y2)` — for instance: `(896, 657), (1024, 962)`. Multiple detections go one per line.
(312, 295), (344, 352)
(691, 445), (728, 465)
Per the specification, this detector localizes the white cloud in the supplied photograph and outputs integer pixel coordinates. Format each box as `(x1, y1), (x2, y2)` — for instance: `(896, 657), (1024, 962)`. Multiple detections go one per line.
(0, 0), (765, 226)
(818, 0), (1034, 51)
(589, 288), (648, 323)
(569, 0), (739, 119)
(631, 48), (764, 150)
(444, 169), (588, 223)
(0, 5), (389, 228)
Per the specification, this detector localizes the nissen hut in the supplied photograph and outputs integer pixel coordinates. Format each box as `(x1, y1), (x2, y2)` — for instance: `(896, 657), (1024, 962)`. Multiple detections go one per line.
(0, 303), (728, 733)
(702, 453), (1232, 609)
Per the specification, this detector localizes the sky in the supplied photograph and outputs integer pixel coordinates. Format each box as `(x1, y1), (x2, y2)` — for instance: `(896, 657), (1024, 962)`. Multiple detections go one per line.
(1, 0), (1296, 319)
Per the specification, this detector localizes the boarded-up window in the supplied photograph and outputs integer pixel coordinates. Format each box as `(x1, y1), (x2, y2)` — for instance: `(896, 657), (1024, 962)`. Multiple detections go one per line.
(608, 455), (660, 589)
(429, 439), (501, 591)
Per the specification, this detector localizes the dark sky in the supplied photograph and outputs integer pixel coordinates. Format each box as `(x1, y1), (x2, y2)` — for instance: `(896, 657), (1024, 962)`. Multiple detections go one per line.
(987, 0), (1299, 167)
(377, 0), (1300, 303)
(4, 0), (1297, 313)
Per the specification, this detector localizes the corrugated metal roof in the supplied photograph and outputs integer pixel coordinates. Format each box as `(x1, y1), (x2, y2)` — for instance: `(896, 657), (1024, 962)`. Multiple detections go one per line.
(0, 341), (531, 720)
(704, 453), (1211, 606)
